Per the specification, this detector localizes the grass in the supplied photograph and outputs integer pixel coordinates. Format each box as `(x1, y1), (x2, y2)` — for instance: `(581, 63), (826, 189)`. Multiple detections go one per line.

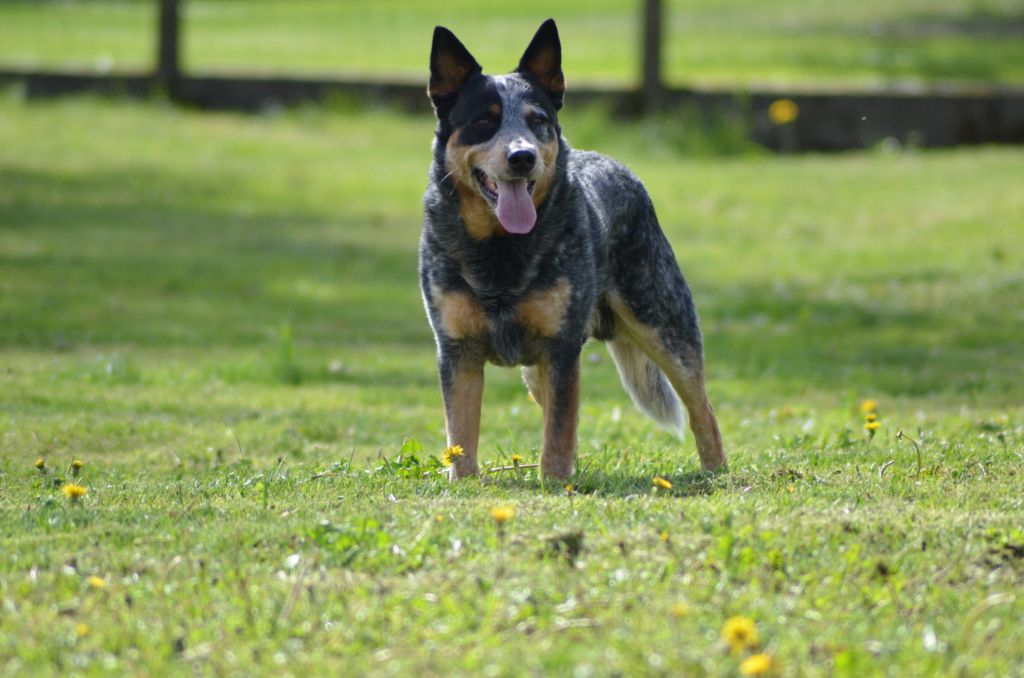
(1, 91), (1023, 674)
(1, 0), (1023, 89)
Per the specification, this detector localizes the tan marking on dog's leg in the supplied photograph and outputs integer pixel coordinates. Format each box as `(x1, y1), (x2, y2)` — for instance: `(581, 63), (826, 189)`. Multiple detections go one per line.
(444, 362), (484, 480)
(609, 295), (726, 471)
(516, 278), (572, 337)
(665, 370), (725, 470)
(538, 359), (580, 481)
(431, 284), (489, 339)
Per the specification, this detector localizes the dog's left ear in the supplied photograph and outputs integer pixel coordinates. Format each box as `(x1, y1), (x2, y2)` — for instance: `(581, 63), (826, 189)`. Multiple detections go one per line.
(517, 18), (565, 110)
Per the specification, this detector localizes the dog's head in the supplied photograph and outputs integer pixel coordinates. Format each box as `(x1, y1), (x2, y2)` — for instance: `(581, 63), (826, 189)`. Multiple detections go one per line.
(428, 19), (564, 237)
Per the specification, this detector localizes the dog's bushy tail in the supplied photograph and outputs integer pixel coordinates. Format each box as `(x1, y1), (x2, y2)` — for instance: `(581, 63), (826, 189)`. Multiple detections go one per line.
(607, 337), (687, 437)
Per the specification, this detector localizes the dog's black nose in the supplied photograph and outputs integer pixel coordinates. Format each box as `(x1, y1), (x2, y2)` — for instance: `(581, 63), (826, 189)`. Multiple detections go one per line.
(507, 149), (536, 174)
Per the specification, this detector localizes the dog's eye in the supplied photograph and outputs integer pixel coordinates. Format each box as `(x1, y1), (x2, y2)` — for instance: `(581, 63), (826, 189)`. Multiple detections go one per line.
(529, 114), (548, 127)
(473, 117), (495, 130)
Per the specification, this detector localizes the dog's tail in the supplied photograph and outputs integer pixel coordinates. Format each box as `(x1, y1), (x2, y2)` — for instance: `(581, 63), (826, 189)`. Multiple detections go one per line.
(606, 337), (687, 437)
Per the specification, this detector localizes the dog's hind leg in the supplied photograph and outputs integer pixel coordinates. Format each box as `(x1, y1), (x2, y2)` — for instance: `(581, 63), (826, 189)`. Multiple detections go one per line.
(521, 366), (545, 407)
(606, 208), (725, 470)
(609, 294), (725, 470)
(606, 336), (686, 436)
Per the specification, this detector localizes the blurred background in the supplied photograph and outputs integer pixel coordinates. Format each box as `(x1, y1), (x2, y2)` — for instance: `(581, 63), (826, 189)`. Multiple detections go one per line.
(3, 0), (1023, 88)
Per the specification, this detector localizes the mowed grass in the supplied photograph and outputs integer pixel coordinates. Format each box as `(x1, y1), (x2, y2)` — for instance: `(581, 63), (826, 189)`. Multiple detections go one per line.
(1, 92), (1024, 675)
(2, 0), (1024, 89)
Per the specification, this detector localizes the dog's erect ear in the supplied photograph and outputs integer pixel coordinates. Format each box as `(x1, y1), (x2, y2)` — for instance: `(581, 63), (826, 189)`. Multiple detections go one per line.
(517, 18), (565, 110)
(428, 26), (482, 110)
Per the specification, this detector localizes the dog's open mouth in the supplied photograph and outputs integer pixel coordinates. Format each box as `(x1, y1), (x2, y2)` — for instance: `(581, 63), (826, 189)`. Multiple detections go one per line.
(473, 168), (537, 235)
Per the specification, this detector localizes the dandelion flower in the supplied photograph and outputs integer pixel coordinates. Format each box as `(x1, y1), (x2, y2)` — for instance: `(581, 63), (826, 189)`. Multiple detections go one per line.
(865, 420), (881, 432)
(671, 602), (690, 618)
(740, 653), (774, 676)
(660, 530), (670, 543)
(491, 506), (515, 524)
(564, 484), (575, 496)
(653, 476), (672, 490)
(860, 399), (878, 415)
(87, 575), (106, 589)
(61, 483), (88, 502)
(71, 459), (84, 476)
(768, 99), (798, 125)
(441, 445), (464, 466)
(75, 623), (90, 638)
(864, 412), (878, 423)
(35, 458), (46, 472)
(722, 616), (760, 653)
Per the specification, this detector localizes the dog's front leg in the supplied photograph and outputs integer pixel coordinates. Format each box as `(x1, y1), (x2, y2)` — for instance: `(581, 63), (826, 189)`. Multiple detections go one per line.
(537, 350), (581, 481)
(439, 351), (484, 480)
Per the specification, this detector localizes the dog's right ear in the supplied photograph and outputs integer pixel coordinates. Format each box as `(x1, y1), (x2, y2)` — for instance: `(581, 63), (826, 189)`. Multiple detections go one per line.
(428, 26), (481, 115)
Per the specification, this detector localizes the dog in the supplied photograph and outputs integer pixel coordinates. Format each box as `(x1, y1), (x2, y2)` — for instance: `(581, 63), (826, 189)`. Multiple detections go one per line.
(421, 19), (725, 481)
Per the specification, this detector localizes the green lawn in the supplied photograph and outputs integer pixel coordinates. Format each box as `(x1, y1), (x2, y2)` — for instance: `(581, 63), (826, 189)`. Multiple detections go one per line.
(1, 92), (1023, 675)
(1, 0), (1023, 89)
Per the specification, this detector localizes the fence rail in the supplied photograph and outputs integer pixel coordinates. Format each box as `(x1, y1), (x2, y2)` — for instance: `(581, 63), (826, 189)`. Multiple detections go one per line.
(1, 0), (1023, 151)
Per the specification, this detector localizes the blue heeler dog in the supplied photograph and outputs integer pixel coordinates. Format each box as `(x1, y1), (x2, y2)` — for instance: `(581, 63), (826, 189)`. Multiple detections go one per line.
(420, 19), (726, 481)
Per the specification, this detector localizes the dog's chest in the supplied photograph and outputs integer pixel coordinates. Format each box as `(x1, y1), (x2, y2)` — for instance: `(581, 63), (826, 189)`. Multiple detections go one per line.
(430, 280), (573, 366)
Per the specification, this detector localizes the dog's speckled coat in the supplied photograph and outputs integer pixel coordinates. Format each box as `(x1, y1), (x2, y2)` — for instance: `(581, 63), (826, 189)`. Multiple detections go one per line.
(421, 19), (725, 481)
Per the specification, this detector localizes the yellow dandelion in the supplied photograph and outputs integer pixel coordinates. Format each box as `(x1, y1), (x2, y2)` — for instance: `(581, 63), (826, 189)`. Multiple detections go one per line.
(61, 483), (88, 502)
(864, 412), (878, 423)
(565, 483), (575, 496)
(434, 514), (444, 522)
(510, 454), (524, 465)
(722, 616), (760, 654)
(653, 476), (672, 490)
(660, 530), (670, 543)
(75, 623), (90, 638)
(441, 444), (464, 466)
(860, 399), (878, 415)
(740, 653), (774, 676)
(768, 99), (798, 125)
(491, 506), (515, 524)
(71, 459), (84, 476)
(865, 420), (881, 431)
(671, 602), (690, 618)
(35, 458), (46, 471)
(87, 575), (106, 589)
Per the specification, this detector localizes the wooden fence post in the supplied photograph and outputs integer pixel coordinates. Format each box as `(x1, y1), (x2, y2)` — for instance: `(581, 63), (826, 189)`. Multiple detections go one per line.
(641, 0), (664, 111)
(156, 0), (181, 93)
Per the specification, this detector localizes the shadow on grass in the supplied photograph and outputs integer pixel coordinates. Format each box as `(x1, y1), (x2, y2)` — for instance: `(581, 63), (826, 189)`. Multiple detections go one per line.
(573, 466), (726, 498)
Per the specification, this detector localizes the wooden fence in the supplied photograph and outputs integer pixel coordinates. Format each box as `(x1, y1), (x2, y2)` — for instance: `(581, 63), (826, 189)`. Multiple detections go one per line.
(1, 0), (1023, 151)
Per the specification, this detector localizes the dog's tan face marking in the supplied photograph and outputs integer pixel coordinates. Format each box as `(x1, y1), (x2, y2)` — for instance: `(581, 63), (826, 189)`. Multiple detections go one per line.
(517, 277), (572, 336)
(446, 130), (506, 240)
(431, 283), (489, 339)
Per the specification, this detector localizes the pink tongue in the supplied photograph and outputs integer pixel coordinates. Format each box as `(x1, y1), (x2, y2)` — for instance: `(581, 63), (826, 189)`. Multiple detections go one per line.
(495, 179), (536, 234)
